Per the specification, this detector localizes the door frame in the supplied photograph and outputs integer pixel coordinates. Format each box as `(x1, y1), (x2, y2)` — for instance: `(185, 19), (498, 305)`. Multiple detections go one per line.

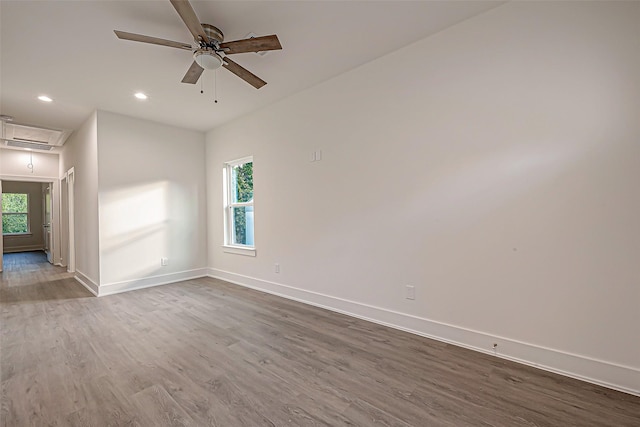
(0, 175), (60, 267)
(62, 168), (76, 273)
(43, 182), (53, 263)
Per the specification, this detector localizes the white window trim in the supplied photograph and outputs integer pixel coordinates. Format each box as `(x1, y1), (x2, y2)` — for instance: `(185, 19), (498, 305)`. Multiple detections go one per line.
(3, 231), (33, 237)
(223, 156), (255, 256)
(222, 245), (256, 257)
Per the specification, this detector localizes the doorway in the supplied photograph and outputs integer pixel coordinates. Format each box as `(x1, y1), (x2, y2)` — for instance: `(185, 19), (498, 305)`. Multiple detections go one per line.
(1, 178), (57, 271)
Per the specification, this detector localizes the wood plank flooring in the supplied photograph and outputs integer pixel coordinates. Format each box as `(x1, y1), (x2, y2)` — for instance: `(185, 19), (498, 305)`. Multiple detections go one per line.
(1, 251), (639, 426)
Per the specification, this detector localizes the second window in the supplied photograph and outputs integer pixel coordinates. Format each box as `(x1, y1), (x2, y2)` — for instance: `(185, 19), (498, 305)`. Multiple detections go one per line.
(225, 157), (254, 248)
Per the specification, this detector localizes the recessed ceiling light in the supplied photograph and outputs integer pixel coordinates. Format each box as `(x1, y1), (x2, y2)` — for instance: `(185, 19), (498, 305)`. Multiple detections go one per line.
(134, 92), (148, 100)
(38, 95), (53, 102)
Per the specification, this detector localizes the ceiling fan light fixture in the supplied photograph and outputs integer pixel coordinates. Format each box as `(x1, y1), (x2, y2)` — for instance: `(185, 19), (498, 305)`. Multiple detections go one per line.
(193, 49), (223, 70)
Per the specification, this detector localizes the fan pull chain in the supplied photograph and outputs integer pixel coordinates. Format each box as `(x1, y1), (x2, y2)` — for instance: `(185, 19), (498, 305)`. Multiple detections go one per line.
(200, 75), (204, 94)
(214, 70), (218, 103)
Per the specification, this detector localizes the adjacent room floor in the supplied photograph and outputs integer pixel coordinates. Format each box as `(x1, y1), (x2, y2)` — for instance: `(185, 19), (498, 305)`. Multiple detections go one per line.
(1, 251), (639, 426)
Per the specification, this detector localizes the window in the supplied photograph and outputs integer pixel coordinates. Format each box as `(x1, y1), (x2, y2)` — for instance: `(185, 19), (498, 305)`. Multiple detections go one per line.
(224, 157), (255, 255)
(2, 193), (30, 235)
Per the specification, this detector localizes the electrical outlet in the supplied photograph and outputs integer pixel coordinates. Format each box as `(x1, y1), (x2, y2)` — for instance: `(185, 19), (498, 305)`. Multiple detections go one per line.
(405, 285), (415, 300)
(161, 257), (169, 266)
(274, 263), (280, 273)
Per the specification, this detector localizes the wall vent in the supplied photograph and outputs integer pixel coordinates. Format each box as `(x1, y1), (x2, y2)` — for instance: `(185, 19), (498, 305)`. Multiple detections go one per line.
(4, 139), (54, 151)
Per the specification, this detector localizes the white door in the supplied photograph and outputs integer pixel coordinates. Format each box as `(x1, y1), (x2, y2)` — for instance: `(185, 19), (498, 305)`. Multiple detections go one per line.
(60, 176), (68, 267)
(66, 169), (75, 273)
(43, 184), (52, 264)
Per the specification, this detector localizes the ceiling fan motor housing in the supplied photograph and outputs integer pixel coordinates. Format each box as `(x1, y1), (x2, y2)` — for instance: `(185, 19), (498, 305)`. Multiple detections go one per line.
(193, 24), (225, 70)
(202, 24), (224, 44)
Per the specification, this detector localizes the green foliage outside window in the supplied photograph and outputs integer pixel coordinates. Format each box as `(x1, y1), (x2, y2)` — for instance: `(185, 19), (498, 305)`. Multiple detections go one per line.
(2, 193), (29, 234)
(232, 162), (253, 245)
(233, 162), (253, 203)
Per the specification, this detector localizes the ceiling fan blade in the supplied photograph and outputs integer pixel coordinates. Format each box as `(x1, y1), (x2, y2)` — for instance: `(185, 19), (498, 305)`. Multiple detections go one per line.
(219, 35), (282, 55)
(169, 0), (209, 43)
(114, 30), (192, 50)
(182, 61), (204, 84)
(222, 57), (267, 89)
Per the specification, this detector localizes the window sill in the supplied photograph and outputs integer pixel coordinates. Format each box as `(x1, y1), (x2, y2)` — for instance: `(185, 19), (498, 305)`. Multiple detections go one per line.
(2, 233), (33, 237)
(222, 245), (256, 257)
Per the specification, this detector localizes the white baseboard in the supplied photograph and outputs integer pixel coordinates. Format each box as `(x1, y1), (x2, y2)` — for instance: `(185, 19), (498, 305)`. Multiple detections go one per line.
(97, 268), (208, 297)
(3, 245), (44, 253)
(74, 270), (99, 296)
(207, 268), (640, 397)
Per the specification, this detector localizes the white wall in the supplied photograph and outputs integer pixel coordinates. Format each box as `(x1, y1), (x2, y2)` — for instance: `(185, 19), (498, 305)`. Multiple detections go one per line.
(206, 2), (640, 394)
(60, 112), (100, 287)
(1, 181), (45, 252)
(0, 149), (59, 179)
(96, 111), (207, 294)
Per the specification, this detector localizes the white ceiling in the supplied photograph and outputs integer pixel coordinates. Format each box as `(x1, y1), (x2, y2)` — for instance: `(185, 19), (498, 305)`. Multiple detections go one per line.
(0, 1), (502, 134)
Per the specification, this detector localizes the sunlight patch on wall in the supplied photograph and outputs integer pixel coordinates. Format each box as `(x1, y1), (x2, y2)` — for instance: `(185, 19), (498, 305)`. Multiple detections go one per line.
(100, 180), (170, 283)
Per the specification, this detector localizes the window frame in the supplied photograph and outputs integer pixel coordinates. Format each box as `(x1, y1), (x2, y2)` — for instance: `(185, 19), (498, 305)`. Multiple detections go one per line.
(2, 192), (31, 236)
(223, 156), (256, 256)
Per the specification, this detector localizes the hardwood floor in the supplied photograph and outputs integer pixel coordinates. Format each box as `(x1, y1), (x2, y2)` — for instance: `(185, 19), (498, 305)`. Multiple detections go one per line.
(1, 251), (639, 426)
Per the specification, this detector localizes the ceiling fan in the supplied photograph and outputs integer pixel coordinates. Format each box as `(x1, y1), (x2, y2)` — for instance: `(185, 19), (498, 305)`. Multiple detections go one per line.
(114, 0), (282, 89)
